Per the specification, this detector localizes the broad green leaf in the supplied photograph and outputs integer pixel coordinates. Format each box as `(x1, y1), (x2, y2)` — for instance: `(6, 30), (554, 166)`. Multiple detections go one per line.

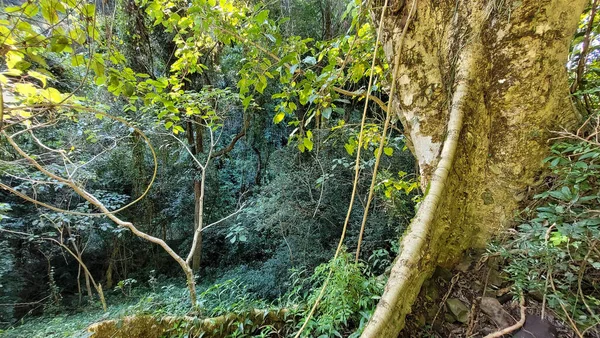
(255, 10), (269, 24)
(41, 88), (62, 103)
(15, 83), (38, 96)
(6, 51), (24, 69)
(27, 71), (48, 88)
(273, 112), (285, 124)
(303, 136), (313, 151)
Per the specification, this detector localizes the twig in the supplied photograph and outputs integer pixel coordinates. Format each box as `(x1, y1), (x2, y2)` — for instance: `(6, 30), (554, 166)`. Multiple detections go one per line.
(549, 273), (584, 338)
(465, 301), (478, 337)
(432, 273), (461, 326)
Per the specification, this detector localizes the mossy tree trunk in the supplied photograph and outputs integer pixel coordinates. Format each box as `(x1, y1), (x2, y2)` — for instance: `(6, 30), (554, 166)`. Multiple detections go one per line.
(362, 1), (586, 336)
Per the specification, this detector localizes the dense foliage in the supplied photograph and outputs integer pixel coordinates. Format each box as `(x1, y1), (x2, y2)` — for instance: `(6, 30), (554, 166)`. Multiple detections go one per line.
(0, 0), (415, 335)
(0, 0), (599, 337)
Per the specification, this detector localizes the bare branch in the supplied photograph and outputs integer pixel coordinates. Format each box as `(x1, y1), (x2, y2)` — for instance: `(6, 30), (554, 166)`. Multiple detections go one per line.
(200, 203), (246, 233)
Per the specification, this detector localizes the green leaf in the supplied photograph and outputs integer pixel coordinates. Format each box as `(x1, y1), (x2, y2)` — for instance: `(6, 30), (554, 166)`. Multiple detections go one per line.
(256, 74), (267, 93)
(22, 4), (39, 18)
(41, 88), (62, 103)
(4, 6), (22, 13)
(255, 10), (269, 24)
(242, 96), (252, 109)
(71, 55), (86, 67)
(15, 83), (38, 96)
(28, 71), (48, 88)
(384, 147), (394, 156)
(345, 142), (355, 156)
(95, 76), (106, 86)
(173, 125), (185, 134)
(41, 2), (59, 24)
(273, 112), (285, 124)
(6, 51), (24, 69)
(50, 36), (70, 52)
(303, 137), (314, 151)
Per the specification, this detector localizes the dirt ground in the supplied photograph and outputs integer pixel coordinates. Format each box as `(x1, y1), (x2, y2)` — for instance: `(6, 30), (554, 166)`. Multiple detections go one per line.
(399, 251), (599, 338)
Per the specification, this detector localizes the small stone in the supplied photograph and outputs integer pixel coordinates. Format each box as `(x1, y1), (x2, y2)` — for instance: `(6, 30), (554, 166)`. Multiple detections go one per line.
(416, 313), (426, 327)
(480, 297), (513, 328)
(446, 298), (470, 323)
(528, 290), (544, 302)
(513, 316), (557, 338)
(444, 313), (456, 323)
(487, 269), (506, 288)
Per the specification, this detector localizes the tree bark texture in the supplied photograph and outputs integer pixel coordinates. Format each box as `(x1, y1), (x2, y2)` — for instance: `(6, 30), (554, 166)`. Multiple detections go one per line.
(362, 1), (587, 336)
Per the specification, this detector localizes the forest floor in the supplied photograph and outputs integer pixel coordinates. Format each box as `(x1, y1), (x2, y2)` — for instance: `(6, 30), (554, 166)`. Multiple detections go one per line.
(401, 250), (595, 338)
(2, 252), (596, 338)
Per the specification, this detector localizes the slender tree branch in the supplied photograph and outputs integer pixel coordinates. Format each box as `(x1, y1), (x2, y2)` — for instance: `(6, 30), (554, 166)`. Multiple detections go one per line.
(200, 203), (247, 233)
(1, 105), (159, 216)
(294, 1), (391, 336)
(210, 116), (250, 158)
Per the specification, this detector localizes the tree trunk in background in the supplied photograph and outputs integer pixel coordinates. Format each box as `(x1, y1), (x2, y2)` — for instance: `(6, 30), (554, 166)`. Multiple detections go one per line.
(132, 131), (153, 228)
(192, 122), (204, 272)
(321, 0), (333, 40)
(105, 239), (119, 289)
(192, 180), (203, 272)
(362, 1), (586, 336)
(252, 145), (262, 186)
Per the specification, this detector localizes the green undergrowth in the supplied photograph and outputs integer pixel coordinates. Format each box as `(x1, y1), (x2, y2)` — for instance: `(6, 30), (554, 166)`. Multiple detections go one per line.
(288, 249), (384, 338)
(1, 249), (382, 338)
(0, 279), (262, 338)
(491, 114), (600, 335)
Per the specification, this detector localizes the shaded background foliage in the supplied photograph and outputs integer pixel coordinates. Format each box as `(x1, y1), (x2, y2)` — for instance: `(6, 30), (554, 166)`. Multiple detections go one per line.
(0, 0), (415, 330)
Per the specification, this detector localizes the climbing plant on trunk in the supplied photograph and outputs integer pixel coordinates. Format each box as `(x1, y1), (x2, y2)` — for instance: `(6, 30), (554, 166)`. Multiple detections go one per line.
(361, 0), (587, 336)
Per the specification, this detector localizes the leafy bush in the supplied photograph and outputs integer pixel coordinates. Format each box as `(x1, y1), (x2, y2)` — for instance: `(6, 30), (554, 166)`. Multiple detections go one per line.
(494, 115), (600, 334)
(292, 248), (383, 337)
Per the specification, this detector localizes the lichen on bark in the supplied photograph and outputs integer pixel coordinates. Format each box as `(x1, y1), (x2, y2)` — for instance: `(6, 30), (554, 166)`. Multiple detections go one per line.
(362, 1), (587, 336)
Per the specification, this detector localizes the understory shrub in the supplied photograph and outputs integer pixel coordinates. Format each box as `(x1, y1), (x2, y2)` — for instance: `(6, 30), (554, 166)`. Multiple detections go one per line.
(493, 114), (600, 334)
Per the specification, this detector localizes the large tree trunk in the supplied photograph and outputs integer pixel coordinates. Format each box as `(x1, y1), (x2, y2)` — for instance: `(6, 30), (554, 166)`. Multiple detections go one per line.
(362, 1), (586, 336)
